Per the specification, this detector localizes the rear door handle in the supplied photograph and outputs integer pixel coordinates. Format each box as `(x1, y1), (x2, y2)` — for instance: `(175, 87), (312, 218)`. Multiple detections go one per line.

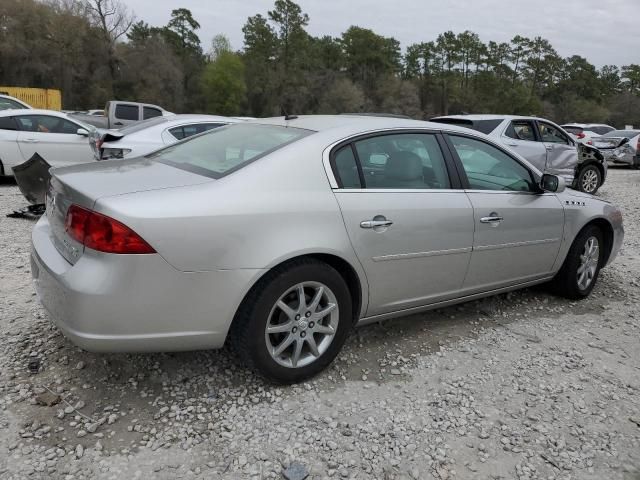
(22, 138), (39, 143)
(360, 218), (393, 229)
(545, 145), (554, 151)
(505, 142), (518, 147)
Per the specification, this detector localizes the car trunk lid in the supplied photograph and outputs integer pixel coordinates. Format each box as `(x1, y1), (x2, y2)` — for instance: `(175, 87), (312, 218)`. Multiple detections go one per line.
(46, 158), (213, 264)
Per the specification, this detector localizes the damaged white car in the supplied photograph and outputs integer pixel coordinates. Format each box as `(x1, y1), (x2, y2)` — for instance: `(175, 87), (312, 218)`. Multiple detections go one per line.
(431, 115), (607, 194)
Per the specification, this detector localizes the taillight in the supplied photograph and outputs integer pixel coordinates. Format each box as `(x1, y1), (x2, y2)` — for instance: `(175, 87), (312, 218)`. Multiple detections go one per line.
(577, 133), (586, 139)
(587, 140), (593, 145)
(95, 139), (104, 149)
(65, 205), (155, 254)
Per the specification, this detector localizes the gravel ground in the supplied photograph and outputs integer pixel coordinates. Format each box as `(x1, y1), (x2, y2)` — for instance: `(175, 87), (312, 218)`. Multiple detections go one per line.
(0, 169), (639, 480)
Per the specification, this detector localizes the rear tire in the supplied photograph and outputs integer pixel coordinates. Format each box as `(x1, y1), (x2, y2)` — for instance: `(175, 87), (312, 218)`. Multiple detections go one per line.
(548, 225), (604, 300)
(230, 259), (353, 384)
(576, 165), (602, 194)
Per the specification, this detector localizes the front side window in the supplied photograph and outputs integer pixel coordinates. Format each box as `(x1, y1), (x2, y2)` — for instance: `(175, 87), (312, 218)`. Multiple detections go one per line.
(351, 133), (450, 189)
(449, 135), (536, 192)
(539, 123), (569, 144)
(149, 123), (312, 178)
(15, 115), (80, 134)
(505, 120), (537, 141)
(115, 104), (139, 121)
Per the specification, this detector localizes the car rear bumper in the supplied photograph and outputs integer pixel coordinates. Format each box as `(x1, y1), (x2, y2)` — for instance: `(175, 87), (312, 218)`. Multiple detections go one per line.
(31, 216), (263, 353)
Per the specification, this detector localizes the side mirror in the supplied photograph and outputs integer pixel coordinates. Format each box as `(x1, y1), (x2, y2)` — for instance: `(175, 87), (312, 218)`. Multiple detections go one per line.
(540, 174), (565, 193)
(76, 128), (89, 137)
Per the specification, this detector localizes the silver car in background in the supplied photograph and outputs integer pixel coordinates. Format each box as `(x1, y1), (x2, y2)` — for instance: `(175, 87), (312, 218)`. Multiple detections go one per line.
(431, 115), (607, 194)
(90, 114), (241, 160)
(31, 115), (623, 383)
(592, 129), (640, 169)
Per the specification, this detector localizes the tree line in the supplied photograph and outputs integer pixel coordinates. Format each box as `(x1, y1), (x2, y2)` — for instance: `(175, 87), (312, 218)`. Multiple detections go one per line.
(1, 0), (640, 127)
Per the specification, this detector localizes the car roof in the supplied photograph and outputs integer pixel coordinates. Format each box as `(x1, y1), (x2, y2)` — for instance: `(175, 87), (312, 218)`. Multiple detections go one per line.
(0, 108), (68, 117)
(161, 114), (239, 125)
(248, 114), (477, 136)
(432, 114), (546, 122)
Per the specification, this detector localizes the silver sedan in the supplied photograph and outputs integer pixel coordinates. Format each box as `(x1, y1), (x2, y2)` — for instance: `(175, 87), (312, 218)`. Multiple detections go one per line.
(31, 116), (624, 383)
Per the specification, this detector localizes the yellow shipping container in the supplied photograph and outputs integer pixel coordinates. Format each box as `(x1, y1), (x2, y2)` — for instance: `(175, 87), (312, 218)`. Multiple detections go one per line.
(0, 87), (62, 110)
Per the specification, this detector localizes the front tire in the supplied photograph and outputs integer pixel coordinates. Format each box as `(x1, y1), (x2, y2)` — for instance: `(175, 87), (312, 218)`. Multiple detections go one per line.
(230, 259), (353, 384)
(549, 225), (604, 299)
(576, 165), (602, 194)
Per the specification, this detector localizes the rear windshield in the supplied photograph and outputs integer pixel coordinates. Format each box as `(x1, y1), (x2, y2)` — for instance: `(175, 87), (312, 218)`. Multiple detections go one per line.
(148, 123), (312, 178)
(119, 116), (168, 135)
(431, 118), (502, 135)
(603, 130), (640, 139)
(561, 126), (583, 134)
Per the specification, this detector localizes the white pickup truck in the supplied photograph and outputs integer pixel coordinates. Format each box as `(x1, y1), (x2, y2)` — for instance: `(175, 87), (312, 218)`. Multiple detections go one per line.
(70, 101), (172, 129)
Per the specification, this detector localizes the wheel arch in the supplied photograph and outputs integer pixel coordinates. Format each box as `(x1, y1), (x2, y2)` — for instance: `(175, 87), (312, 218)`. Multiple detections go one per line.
(584, 217), (614, 266)
(227, 252), (366, 345)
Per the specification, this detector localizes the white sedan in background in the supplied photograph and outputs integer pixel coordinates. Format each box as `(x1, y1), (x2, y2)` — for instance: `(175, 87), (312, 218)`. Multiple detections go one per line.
(91, 114), (241, 160)
(0, 109), (95, 176)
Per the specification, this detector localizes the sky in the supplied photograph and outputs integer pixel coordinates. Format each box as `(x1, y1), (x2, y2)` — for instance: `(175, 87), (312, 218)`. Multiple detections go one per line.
(124, 0), (640, 68)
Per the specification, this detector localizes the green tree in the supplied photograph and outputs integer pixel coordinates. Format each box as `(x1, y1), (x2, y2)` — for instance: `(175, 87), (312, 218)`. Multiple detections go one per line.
(622, 64), (640, 93)
(201, 51), (246, 115)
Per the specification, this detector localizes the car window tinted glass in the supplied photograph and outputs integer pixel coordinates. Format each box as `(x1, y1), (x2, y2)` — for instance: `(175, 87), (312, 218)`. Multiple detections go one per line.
(333, 145), (361, 188)
(15, 115), (79, 134)
(431, 118), (502, 135)
(450, 135), (535, 192)
(0, 98), (24, 110)
(539, 123), (569, 144)
(604, 130), (640, 139)
(115, 104), (138, 121)
(0, 117), (17, 130)
(591, 126), (614, 135)
(561, 126), (583, 135)
(149, 123), (312, 178)
(353, 133), (450, 189)
(143, 107), (162, 120)
(169, 123), (224, 140)
(505, 121), (537, 141)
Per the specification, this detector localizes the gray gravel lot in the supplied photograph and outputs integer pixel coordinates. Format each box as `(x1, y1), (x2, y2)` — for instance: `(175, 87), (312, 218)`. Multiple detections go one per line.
(1, 169), (639, 480)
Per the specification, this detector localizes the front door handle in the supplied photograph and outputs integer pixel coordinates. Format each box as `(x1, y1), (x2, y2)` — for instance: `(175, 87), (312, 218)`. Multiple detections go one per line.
(480, 213), (504, 225)
(545, 145), (554, 151)
(360, 216), (393, 229)
(22, 138), (39, 143)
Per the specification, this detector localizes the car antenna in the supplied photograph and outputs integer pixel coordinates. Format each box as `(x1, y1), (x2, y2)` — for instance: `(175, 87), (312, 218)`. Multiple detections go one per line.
(282, 106), (298, 121)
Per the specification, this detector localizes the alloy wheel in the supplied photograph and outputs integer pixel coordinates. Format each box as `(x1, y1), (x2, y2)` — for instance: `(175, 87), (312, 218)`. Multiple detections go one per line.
(265, 281), (339, 368)
(577, 236), (599, 290)
(581, 169), (599, 193)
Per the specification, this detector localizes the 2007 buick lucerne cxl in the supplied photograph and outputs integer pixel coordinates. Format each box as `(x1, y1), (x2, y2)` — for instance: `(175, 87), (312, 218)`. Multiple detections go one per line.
(31, 115), (624, 383)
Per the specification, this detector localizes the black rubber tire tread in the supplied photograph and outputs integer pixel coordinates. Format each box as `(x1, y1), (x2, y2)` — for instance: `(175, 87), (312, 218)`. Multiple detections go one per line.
(549, 224), (604, 300)
(229, 258), (353, 384)
(576, 164), (602, 194)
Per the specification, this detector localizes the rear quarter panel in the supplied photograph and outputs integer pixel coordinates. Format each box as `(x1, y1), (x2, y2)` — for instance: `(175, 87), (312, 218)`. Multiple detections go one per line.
(94, 134), (366, 277)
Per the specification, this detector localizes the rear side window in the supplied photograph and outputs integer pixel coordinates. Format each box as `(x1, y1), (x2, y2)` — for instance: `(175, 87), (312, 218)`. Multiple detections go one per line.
(0, 117), (17, 130)
(169, 123), (224, 140)
(505, 120), (537, 141)
(115, 104), (139, 121)
(143, 107), (162, 120)
(348, 133), (451, 189)
(332, 146), (361, 188)
(148, 123), (312, 178)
